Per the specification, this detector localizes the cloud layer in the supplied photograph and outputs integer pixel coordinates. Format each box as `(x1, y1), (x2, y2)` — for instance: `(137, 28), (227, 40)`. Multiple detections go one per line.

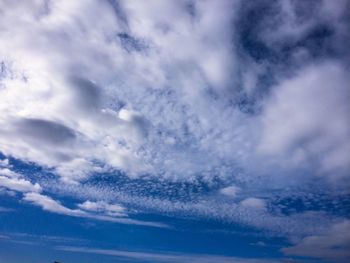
(0, 1), (349, 261)
(0, 0), (349, 185)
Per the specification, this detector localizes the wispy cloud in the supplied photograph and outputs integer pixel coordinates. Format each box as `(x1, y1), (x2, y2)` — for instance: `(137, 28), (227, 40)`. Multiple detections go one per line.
(0, 234), (10, 240)
(56, 246), (280, 263)
(0, 168), (41, 193)
(3, 232), (90, 247)
(0, 206), (13, 212)
(78, 200), (127, 217)
(282, 220), (350, 262)
(23, 192), (168, 228)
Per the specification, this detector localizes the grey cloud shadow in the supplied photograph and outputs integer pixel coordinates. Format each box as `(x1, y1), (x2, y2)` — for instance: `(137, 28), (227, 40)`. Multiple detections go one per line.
(69, 76), (101, 112)
(17, 118), (76, 145)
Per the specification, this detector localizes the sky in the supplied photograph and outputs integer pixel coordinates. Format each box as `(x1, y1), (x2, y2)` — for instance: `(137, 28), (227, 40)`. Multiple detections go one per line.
(0, 0), (349, 262)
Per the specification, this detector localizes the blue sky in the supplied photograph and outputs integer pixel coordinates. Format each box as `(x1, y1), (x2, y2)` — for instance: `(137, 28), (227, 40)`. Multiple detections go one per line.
(0, 0), (350, 262)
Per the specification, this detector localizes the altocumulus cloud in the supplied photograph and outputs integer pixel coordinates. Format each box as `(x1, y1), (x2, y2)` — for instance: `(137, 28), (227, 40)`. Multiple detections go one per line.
(0, 0), (349, 183)
(0, 0), (349, 262)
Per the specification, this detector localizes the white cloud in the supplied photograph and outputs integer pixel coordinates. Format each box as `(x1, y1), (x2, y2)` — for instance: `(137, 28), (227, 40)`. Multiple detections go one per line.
(0, 176), (41, 193)
(0, 0), (150, 182)
(0, 159), (9, 167)
(0, 187), (16, 197)
(0, 168), (18, 177)
(0, 0), (348, 189)
(219, 186), (241, 197)
(240, 198), (266, 210)
(257, 62), (350, 181)
(56, 246), (280, 263)
(23, 192), (167, 228)
(0, 168), (42, 193)
(0, 0), (244, 183)
(0, 1), (349, 254)
(78, 200), (126, 217)
(282, 220), (350, 261)
(23, 192), (84, 216)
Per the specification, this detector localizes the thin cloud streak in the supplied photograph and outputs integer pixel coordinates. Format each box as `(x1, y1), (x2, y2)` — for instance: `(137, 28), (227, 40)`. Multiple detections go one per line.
(56, 246), (279, 263)
(23, 192), (168, 228)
